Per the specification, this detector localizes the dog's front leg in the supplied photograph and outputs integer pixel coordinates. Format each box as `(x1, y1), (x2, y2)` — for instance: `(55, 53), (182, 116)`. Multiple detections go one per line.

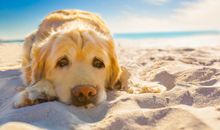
(14, 80), (57, 108)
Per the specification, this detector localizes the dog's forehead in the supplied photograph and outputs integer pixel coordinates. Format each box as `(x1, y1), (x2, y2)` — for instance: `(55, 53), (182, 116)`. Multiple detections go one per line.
(48, 31), (110, 62)
(51, 30), (109, 50)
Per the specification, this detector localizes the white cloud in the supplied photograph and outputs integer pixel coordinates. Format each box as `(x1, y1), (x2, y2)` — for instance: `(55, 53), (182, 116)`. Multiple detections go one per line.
(173, 0), (220, 30)
(107, 0), (220, 33)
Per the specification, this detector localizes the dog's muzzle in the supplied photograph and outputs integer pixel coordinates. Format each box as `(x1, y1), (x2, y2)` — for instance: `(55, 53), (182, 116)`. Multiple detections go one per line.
(71, 85), (97, 106)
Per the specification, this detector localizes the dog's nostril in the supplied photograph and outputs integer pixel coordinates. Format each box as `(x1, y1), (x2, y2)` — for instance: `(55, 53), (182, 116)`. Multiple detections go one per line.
(88, 91), (93, 97)
(79, 92), (83, 97)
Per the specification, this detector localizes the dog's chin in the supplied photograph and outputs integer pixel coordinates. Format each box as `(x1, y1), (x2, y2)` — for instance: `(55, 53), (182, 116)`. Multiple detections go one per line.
(84, 103), (96, 109)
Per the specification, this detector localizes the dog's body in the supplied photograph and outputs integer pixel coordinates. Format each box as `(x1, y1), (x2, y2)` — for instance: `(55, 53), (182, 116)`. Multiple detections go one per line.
(14, 10), (128, 108)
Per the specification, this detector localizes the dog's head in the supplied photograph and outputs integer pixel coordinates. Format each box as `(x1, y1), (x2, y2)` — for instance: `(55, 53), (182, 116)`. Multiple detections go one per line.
(30, 29), (126, 106)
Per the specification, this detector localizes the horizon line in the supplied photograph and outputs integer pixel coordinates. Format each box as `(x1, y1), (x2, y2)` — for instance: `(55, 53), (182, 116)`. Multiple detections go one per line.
(1, 30), (219, 40)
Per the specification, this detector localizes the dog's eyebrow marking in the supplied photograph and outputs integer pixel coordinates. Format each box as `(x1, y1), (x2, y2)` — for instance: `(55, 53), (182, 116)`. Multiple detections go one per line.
(57, 55), (66, 61)
(79, 32), (85, 50)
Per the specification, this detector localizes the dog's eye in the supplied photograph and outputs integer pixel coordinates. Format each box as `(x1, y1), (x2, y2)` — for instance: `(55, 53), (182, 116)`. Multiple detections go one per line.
(56, 56), (69, 68)
(92, 57), (105, 69)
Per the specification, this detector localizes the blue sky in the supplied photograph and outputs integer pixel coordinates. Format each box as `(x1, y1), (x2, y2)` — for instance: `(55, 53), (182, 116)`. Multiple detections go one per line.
(0, 0), (219, 39)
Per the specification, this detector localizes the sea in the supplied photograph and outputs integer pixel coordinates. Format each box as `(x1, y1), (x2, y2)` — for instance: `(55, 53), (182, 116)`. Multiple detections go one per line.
(113, 30), (220, 39)
(0, 31), (219, 46)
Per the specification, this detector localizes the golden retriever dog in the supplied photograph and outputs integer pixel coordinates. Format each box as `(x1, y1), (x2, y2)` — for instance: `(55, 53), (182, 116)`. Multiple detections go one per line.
(14, 10), (129, 108)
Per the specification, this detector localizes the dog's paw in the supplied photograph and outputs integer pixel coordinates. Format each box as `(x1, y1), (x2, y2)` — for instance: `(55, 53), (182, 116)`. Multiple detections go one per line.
(13, 91), (33, 108)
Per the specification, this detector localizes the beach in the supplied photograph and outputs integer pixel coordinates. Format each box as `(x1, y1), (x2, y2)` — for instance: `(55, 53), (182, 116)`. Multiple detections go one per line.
(0, 35), (220, 130)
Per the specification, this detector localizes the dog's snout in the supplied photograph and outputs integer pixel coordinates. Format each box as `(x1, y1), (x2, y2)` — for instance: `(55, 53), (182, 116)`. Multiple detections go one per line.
(72, 85), (97, 106)
(72, 86), (96, 98)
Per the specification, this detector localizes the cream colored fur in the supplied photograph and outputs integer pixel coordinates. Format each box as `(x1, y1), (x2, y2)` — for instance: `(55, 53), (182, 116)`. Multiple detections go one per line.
(14, 10), (129, 108)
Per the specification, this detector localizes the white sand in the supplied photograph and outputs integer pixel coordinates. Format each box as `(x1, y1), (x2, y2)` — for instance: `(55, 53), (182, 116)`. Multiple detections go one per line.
(0, 44), (22, 70)
(0, 37), (220, 130)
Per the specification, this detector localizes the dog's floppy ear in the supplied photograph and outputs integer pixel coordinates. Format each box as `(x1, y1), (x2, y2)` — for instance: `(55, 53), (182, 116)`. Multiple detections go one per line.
(30, 45), (49, 85)
(22, 32), (37, 86)
(106, 41), (130, 90)
(106, 51), (121, 90)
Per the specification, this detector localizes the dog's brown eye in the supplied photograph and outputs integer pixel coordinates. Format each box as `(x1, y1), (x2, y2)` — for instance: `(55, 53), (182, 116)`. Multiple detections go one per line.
(92, 57), (105, 69)
(56, 56), (69, 68)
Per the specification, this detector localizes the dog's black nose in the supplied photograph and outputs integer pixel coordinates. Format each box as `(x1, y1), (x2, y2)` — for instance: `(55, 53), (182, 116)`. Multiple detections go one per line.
(72, 85), (97, 106)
